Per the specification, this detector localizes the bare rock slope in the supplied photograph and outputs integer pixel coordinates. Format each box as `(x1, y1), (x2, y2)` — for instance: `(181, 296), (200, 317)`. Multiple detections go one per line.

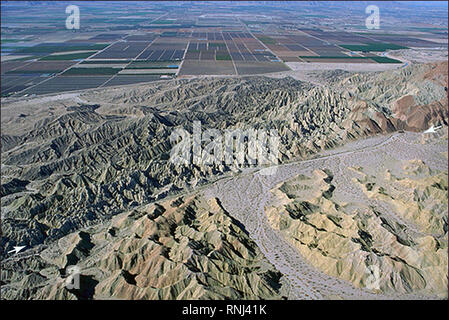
(2, 195), (283, 300)
(1, 61), (447, 299)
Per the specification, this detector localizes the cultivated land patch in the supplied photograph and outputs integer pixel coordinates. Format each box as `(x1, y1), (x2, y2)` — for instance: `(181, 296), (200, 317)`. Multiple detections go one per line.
(72, 63), (128, 68)
(19, 75), (112, 95)
(179, 60), (236, 75)
(119, 69), (176, 75)
(234, 61), (290, 75)
(15, 43), (109, 54)
(91, 41), (150, 59)
(340, 43), (409, 52)
(300, 57), (375, 63)
(299, 56), (403, 64)
(256, 35), (277, 45)
(102, 75), (167, 86)
(1, 74), (50, 97)
(81, 60), (132, 64)
(126, 61), (180, 69)
(356, 35), (443, 48)
(7, 61), (77, 72)
(2, 11), (445, 98)
(62, 67), (121, 76)
(1, 61), (34, 74)
(0, 55), (33, 62)
(39, 52), (97, 61)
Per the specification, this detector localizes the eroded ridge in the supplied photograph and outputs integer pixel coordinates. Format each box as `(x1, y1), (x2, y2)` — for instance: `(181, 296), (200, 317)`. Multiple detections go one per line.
(205, 131), (448, 299)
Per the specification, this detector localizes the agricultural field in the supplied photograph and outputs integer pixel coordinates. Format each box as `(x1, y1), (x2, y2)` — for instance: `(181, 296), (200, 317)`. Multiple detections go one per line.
(180, 60), (236, 75)
(18, 76), (112, 95)
(102, 75), (167, 86)
(136, 38), (187, 61)
(4, 61), (76, 74)
(256, 32), (412, 64)
(1, 74), (51, 96)
(1, 1), (446, 97)
(181, 30), (287, 75)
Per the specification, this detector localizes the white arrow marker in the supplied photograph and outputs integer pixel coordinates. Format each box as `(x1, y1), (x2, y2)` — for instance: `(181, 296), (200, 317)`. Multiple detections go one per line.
(8, 246), (25, 254)
(424, 125), (442, 133)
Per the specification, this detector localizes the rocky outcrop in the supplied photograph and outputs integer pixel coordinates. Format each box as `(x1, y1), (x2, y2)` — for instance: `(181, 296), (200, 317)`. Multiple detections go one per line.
(1, 195), (283, 300)
(265, 159), (448, 298)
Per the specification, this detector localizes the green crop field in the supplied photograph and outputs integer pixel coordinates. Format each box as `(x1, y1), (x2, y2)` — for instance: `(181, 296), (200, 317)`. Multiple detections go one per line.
(216, 53), (232, 61)
(61, 67), (120, 75)
(368, 56), (402, 63)
(339, 43), (408, 52)
(256, 35), (276, 45)
(1, 38), (31, 43)
(209, 43), (227, 49)
(160, 32), (178, 37)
